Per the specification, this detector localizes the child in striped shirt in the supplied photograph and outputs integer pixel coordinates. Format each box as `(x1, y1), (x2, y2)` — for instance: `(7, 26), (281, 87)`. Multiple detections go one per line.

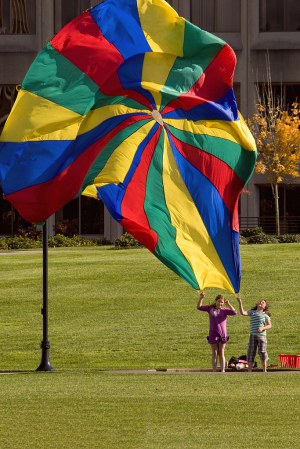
(236, 296), (271, 372)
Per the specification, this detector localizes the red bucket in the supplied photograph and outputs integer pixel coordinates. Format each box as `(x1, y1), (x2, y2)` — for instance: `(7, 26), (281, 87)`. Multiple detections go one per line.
(279, 354), (300, 369)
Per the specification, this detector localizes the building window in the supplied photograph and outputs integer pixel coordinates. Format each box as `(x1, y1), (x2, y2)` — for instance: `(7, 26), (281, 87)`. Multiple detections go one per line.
(233, 83), (241, 110)
(259, 185), (300, 234)
(80, 196), (104, 235)
(0, 85), (17, 136)
(0, 0), (36, 34)
(0, 186), (32, 235)
(0, 187), (13, 235)
(257, 83), (300, 111)
(55, 196), (104, 236)
(191, 0), (241, 33)
(260, 0), (300, 32)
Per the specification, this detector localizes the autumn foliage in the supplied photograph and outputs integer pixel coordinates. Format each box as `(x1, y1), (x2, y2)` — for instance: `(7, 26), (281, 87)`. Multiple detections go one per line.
(249, 102), (300, 184)
(248, 73), (300, 235)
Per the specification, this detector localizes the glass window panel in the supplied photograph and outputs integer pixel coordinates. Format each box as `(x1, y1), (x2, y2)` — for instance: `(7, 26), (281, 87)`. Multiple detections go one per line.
(215, 0), (241, 32)
(258, 83), (300, 111)
(62, 197), (79, 235)
(0, 186), (13, 235)
(257, 83), (283, 110)
(13, 208), (32, 233)
(81, 196), (104, 235)
(285, 84), (300, 110)
(286, 186), (300, 217)
(0, 0), (36, 34)
(259, 186), (284, 216)
(260, 186), (274, 216)
(286, 0), (300, 31)
(260, 0), (284, 32)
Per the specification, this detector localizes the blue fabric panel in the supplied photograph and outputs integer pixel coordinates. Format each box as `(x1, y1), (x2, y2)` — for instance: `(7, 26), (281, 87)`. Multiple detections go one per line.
(90, 0), (152, 59)
(0, 140), (75, 195)
(97, 183), (124, 222)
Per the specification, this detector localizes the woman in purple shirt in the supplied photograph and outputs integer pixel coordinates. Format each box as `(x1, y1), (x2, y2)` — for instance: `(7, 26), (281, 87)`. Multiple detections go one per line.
(197, 291), (237, 372)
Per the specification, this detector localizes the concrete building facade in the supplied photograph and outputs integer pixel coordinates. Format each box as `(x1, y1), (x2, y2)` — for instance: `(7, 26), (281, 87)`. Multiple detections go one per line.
(1, 0), (300, 238)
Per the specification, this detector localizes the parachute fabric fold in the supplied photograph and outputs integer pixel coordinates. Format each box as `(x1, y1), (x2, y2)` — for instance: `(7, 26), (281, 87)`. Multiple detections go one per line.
(0, 0), (257, 293)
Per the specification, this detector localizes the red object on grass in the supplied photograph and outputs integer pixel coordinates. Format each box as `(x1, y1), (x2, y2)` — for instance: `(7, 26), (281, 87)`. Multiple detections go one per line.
(279, 354), (300, 369)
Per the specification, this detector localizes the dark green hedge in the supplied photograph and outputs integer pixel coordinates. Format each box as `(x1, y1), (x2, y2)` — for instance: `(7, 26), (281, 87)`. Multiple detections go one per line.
(0, 234), (111, 250)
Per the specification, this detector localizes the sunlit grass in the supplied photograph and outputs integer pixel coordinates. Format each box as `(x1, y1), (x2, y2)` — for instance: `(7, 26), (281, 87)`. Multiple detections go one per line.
(0, 244), (300, 447)
(0, 372), (299, 448)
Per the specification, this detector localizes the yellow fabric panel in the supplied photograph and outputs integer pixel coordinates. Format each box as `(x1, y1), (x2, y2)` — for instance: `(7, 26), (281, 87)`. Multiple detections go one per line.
(236, 111), (257, 152)
(163, 114), (256, 152)
(0, 90), (84, 143)
(141, 52), (177, 110)
(78, 104), (151, 136)
(82, 183), (112, 199)
(162, 129), (234, 293)
(82, 184), (98, 199)
(137, 0), (185, 56)
(91, 120), (156, 186)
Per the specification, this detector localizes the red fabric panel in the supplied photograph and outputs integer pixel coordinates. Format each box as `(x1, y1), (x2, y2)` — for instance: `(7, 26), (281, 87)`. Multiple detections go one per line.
(167, 129), (243, 232)
(120, 218), (158, 253)
(120, 127), (161, 252)
(50, 12), (124, 88)
(7, 115), (148, 223)
(162, 44), (236, 114)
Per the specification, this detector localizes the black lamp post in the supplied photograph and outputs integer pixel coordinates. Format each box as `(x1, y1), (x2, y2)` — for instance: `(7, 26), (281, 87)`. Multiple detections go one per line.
(36, 220), (55, 371)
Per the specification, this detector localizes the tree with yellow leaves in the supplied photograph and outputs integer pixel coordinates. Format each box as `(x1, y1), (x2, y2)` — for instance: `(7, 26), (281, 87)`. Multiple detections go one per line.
(248, 65), (300, 236)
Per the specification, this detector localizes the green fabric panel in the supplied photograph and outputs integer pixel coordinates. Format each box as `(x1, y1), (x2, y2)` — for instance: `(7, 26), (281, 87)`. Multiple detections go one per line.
(92, 91), (148, 111)
(167, 124), (256, 184)
(144, 129), (199, 289)
(21, 43), (99, 116)
(77, 118), (151, 195)
(159, 21), (225, 112)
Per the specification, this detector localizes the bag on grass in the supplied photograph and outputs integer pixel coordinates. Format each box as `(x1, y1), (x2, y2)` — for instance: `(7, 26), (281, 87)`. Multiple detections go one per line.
(228, 356), (239, 368)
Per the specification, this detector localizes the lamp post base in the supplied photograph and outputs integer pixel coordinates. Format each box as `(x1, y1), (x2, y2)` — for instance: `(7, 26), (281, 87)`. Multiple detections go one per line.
(36, 341), (55, 371)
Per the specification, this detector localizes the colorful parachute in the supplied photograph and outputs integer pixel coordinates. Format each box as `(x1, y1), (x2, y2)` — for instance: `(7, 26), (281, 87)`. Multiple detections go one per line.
(0, 0), (256, 293)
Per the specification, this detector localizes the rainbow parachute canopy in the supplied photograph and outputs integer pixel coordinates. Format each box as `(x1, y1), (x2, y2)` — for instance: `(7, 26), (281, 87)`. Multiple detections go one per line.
(0, 0), (257, 293)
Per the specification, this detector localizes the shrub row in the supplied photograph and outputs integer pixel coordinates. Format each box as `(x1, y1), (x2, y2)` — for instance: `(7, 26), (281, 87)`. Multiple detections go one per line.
(114, 232), (144, 249)
(0, 234), (112, 251)
(239, 227), (300, 244)
(1, 229), (299, 251)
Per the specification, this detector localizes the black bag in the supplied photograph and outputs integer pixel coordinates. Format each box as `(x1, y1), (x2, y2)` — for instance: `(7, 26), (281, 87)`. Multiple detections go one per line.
(228, 356), (239, 368)
(228, 355), (257, 369)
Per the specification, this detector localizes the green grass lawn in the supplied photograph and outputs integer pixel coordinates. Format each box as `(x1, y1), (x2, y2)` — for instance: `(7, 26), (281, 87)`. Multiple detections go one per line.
(0, 244), (300, 448)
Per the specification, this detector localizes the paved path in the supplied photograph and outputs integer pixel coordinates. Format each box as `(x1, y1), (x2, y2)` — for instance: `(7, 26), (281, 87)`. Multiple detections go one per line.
(101, 368), (299, 374)
(1, 368), (299, 375)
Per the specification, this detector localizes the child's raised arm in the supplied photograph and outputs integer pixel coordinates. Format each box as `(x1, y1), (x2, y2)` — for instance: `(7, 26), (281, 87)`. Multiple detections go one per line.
(197, 291), (205, 310)
(236, 296), (249, 316)
(224, 299), (236, 312)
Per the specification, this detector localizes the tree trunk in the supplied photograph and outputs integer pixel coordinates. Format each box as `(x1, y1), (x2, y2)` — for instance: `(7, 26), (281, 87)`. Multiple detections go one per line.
(272, 182), (280, 236)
